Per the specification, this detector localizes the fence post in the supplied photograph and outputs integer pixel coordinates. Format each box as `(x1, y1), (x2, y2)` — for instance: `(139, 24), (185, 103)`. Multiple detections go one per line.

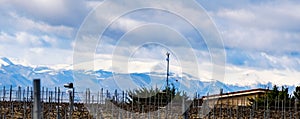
(106, 90), (109, 99)
(182, 96), (188, 119)
(30, 87), (33, 101)
(122, 91), (125, 103)
(295, 98), (298, 119)
(42, 87), (44, 102)
(96, 91), (100, 118)
(9, 85), (12, 102)
(68, 88), (73, 119)
(11, 103), (14, 118)
(57, 87), (61, 119)
(61, 92), (64, 103)
(33, 79), (41, 119)
(23, 88), (25, 101)
(55, 87), (57, 103)
(18, 86), (21, 101)
(115, 89), (118, 102)
(2, 86), (5, 101)
(92, 95), (94, 115)
(101, 88), (103, 104)
(85, 89), (87, 104)
(88, 88), (90, 104)
(50, 91), (53, 103)
(23, 97), (26, 118)
(72, 87), (75, 119)
(46, 88), (48, 102)
(27, 86), (29, 102)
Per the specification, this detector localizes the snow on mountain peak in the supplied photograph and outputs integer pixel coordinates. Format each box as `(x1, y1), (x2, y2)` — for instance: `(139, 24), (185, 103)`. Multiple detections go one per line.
(0, 57), (14, 66)
(0, 57), (35, 67)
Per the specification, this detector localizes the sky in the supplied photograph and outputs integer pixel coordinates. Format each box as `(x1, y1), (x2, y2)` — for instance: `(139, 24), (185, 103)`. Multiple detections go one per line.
(0, 0), (300, 86)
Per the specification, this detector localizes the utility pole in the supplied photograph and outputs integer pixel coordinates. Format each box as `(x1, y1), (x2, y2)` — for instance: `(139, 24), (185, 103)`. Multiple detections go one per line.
(166, 52), (170, 119)
(166, 52), (170, 88)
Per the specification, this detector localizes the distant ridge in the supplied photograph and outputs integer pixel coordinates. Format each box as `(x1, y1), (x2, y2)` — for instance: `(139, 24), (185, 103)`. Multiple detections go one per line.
(0, 57), (294, 96)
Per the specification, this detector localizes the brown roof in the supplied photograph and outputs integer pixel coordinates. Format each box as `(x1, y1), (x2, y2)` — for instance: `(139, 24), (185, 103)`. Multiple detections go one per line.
(202, 88), (269, 99)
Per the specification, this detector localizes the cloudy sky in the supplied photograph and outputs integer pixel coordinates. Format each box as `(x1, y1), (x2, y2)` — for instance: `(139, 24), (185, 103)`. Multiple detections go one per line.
(0, 0), (300, 86)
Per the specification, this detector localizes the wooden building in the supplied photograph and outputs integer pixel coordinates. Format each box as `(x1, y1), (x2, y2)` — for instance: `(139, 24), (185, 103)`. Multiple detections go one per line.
(202, 88), (269, 108)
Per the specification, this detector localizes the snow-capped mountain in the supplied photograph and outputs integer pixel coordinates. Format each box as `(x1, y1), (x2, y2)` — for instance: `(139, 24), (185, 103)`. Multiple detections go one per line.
(0, 57), (286, 97)
(0, 57), (74, 88)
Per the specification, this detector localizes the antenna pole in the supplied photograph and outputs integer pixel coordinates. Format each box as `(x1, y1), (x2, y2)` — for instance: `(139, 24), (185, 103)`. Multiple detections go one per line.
(166, 52), (170, 88)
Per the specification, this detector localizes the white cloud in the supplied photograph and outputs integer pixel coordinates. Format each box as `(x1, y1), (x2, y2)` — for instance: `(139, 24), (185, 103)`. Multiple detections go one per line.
(0, 31), (63, 48)
(12, 0), (66, 17)
(29, 48), (44, 54)
(85, 0), (103, 10)
(212, 1), (300, 53)
(0, 32), (14, 43)
(216, 8), (256, 24)
(15, 32), (43, 47)
(0, 11), (76, 50)
(8, 12), (74, 38)
(0, 44), (73, 65)
(41, 35), (57, 46)
(110, 17), (145, 32)
(224, 64), (300, 86)
(2, 0), (90, 27)
(222, 28), (300, 52)
(0, 30), (74, 65)
(0, 32), (41, 47)
(258, 52), (300, 70)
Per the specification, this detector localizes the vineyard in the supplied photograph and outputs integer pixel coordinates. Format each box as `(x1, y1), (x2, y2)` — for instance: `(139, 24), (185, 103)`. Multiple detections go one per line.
(1, 85), (300, 118)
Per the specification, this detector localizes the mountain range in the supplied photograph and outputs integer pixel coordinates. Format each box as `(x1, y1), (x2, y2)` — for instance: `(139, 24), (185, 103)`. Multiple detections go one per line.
(0, 57), (293, 97)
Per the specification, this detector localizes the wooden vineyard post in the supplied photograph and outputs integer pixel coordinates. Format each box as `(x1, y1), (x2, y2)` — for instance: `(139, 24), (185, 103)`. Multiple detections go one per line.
(57, 87), (61, 119)
(2, 86), (5, 101)
(33, 79), (41, 119)
(9, 85), (12, 102)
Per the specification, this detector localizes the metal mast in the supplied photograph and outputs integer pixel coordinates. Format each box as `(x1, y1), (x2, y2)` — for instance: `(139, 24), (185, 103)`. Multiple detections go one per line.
(166, 52), (170, 88)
